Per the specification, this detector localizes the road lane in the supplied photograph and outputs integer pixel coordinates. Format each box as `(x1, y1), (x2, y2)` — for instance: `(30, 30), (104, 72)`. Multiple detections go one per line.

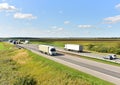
(54, 56), (120, 78)
(57, 48), (120, 63)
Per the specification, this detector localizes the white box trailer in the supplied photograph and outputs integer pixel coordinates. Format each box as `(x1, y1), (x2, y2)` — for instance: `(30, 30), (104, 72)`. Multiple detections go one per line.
(64, 44), (83, 52)
(38, 45), (56, 56)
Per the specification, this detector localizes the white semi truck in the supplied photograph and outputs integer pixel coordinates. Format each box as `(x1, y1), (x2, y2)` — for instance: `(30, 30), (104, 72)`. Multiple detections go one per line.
(64, 44), (83, 52)
(38, 45), (56, 56)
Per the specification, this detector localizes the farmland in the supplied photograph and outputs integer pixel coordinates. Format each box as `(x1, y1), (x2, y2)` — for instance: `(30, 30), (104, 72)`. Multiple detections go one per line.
(0, 42), (114, 85)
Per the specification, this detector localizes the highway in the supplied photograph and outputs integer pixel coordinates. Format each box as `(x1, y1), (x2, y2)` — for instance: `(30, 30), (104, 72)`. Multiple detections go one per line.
(57, 48), (120, 64)
(17, 44), (120, 85)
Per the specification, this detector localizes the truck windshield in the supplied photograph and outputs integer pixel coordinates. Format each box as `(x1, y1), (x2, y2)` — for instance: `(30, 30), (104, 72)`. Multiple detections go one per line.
(51, 48), (56, 51)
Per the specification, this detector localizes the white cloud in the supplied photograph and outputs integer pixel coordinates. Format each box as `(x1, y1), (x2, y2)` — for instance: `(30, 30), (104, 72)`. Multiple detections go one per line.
(0, 3), (17, 11)
(57, 27), (64, 31)
(14, 13), (37, 19)
(64, 21), (70, 24)
(51, 26), (64, 31)
(78, 25), (92, 28)
(107, 25), (112, 28)
(51, 26), (57, 29)
(104, 15), (120, 24)
(51, 27), (69, 37)
(2, 0), (6, 2)
(51, 26), (64, 34)
(115, 3), (120, 9)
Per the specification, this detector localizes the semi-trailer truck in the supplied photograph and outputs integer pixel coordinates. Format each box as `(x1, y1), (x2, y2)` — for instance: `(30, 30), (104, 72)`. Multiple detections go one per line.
(38, 45), (56, 56)
(64, 44), (83, 52)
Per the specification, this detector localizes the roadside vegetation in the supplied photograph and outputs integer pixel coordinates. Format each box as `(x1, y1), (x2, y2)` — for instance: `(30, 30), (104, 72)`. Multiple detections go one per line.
(31, 40), (120, 55)
(0, 42), (114, 85)
(87, 43), (120, 54)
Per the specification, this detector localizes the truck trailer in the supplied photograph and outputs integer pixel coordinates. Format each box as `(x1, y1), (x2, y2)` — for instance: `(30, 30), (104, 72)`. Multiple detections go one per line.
(64, 44), (83, 52)
(38, 45), (56, 56)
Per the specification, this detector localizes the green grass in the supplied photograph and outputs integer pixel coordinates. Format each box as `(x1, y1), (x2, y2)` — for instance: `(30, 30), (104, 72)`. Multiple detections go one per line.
(0, 43), (20, 85)
(23, 50), (114, 85)
(0, 43), (5, 50)
(0, 42), (114, 85)
(0, 42), (14, 50)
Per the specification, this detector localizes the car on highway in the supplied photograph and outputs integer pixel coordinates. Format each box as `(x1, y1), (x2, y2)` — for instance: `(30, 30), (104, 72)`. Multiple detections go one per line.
(103, 54), (117, 60)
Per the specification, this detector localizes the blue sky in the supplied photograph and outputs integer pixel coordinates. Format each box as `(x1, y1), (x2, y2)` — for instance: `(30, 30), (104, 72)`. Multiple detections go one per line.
(0, 0), (120, 38)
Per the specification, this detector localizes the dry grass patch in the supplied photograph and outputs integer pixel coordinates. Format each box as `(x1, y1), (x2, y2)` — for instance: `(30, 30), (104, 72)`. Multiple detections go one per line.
(12, 49), (31, 64)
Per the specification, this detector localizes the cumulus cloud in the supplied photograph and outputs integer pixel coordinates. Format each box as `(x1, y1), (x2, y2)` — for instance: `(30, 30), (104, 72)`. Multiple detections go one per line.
(0, 3), (17, 11)
(78, 25), (92, 28)
(14, 13), (37, 19)
(104, 15), (120, 24)
(115, 3), (120, 9)
(64, 21), (70, 24)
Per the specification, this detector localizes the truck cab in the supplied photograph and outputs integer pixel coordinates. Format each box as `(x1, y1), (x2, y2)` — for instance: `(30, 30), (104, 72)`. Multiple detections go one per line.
(49, 47), (56, 56)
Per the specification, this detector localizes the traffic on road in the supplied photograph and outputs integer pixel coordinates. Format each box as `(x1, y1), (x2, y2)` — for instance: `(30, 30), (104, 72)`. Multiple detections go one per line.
(16, 44), (120, 85)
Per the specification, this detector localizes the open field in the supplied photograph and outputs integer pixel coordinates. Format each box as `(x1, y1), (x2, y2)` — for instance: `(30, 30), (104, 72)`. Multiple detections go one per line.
(31, 40), (120, 47)
(0, 42), (114, 85)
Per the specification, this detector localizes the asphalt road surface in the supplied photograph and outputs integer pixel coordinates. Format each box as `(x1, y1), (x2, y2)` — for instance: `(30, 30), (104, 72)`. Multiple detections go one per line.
(17, 44), (120, 85)
(57, 48), (120, 63)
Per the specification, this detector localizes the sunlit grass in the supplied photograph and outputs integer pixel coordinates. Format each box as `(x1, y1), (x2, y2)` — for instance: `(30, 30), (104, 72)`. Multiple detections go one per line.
(17, 50), (113, 85)
(0, 43), (4, 50)
(0, 42), (14, 50)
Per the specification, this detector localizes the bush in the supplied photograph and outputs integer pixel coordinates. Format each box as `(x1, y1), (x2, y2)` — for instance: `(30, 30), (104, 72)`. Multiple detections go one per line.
(87, 44), (118, 53)
(87, 44), (95, 50)
(107, 47), (115, 53)
(115, 48), (120, 55)
(97, 46), (108, 53)
(14, 75), (37, 85)
(115, 43), (120, 48)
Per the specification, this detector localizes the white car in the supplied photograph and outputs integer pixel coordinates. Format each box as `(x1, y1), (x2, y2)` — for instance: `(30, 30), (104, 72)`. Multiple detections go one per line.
(103, 54), (117, 60)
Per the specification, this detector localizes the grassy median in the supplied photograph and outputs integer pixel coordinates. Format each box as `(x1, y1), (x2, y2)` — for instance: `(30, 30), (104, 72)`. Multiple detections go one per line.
(0, 42), (114, 85)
